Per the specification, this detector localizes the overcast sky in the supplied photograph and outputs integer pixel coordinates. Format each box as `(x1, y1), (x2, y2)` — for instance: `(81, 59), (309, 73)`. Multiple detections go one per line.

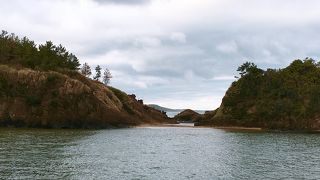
(1, 0), (320, 109)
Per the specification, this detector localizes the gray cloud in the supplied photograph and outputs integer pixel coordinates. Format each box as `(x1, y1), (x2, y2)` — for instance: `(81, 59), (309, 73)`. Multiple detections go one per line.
(93, 0), (150, 5)
(82, 22), (320, 109)
(1, 0), (320, 109)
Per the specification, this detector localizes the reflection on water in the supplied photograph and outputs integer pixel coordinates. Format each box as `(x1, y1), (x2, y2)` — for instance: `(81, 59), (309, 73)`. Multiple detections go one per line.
(0, 128), (97, 179)
(1, 127), (320, 179)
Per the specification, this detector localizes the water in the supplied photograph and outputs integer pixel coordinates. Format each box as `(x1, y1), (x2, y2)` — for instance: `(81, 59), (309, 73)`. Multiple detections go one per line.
(166, 111), (180, 118)
(1, 127), (320, 179)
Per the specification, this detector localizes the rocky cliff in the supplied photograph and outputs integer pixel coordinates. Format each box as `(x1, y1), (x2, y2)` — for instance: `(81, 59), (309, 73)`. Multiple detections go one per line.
(0, 65), (174, 128)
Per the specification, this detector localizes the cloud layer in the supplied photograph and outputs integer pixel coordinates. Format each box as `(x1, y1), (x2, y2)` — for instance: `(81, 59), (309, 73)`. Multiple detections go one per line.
(1, 0), (320, 109)
(94, 0), (150, 5)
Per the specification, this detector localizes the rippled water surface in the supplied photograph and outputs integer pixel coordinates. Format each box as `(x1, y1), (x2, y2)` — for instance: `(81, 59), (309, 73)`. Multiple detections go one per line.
(1, 127), (320, 179)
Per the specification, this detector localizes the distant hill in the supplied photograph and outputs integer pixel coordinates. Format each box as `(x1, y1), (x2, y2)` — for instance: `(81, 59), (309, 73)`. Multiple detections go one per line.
(147, 104), (207, 114)
(173, 109), (202, 122)
(147, 104), (183, 112)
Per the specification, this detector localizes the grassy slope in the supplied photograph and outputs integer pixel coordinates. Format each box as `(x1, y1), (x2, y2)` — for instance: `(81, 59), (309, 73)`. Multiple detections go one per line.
(0, 65), (173, 128)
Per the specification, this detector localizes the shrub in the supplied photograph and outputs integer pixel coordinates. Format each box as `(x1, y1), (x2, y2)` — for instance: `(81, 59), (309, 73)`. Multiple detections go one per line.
(26, 95), (41, 106)
(108, 86), (128, 102)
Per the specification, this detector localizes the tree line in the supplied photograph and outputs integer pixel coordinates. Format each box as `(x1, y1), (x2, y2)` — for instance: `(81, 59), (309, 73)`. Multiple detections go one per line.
(0, 30), (112, 85)
(0, 30), (80, 70)
(218, 57), (320, 129)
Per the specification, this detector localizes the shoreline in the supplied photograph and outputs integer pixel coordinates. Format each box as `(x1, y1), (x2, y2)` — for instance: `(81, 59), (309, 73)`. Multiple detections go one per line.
(136, 123), (320, 133)
(1, 124), (319, 133)
(136, 123), (201, 128)
(211, 126), (264, 132)
(136, 123), (264, 131)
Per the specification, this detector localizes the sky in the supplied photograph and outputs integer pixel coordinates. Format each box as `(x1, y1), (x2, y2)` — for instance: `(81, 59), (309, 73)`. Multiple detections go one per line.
(1, 0), (320, 110)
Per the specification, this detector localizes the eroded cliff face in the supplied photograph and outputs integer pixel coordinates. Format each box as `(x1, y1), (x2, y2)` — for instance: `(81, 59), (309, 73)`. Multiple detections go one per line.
(0, 65), (173, 128)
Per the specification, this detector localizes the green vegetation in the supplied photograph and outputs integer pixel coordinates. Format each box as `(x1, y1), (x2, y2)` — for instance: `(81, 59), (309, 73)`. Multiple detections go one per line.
(109, 86), (128, 102)
(94, 65), (102, 81)
(108, 86), (134, 114)
(0, 30), (80, 70)
(0, 31), (173, 128)
(26, 95), (41, 106)
(0, 76), (9, 94)
(215, 58), (320, 130)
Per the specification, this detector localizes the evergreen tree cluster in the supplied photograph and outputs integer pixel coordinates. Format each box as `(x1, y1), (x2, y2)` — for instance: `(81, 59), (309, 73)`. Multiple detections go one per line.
(0, 30), (80, 70)
(0, 30), (113, 85)
(219, 58), (320, 129)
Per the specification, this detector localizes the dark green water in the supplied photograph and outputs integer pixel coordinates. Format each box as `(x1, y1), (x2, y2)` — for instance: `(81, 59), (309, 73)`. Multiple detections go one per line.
(0, 127), (319, 179)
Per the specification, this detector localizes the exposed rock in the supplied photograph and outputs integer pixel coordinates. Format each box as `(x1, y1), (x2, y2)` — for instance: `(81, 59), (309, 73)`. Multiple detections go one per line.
(128, 94), (136, 99)
(0, 65), (175, 128)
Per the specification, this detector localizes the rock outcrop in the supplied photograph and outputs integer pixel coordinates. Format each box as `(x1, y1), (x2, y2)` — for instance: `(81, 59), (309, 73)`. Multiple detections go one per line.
(0, 65), (174, 128)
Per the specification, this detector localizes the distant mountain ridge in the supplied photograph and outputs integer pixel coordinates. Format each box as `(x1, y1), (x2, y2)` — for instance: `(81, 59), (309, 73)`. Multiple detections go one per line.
(147, 104), (208, 114)
(147, 104), (184, 112)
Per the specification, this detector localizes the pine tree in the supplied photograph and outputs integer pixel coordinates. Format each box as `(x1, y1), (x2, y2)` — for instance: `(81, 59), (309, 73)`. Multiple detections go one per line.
(0, 30), (81, 70)
(103, 68), (112, 85)
(94, 65), (102, 81)
(81, 63), (92, 77)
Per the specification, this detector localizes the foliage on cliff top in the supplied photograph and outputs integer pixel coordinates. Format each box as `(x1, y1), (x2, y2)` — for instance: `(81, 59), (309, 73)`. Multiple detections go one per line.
(217, 58), (320, 129)
(0, 30), (80, 70)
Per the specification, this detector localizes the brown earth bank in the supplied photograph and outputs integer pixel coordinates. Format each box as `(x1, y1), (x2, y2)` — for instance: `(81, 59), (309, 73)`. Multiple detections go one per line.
(0, 65), (176, 129)
(196, 108), (320, 132)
